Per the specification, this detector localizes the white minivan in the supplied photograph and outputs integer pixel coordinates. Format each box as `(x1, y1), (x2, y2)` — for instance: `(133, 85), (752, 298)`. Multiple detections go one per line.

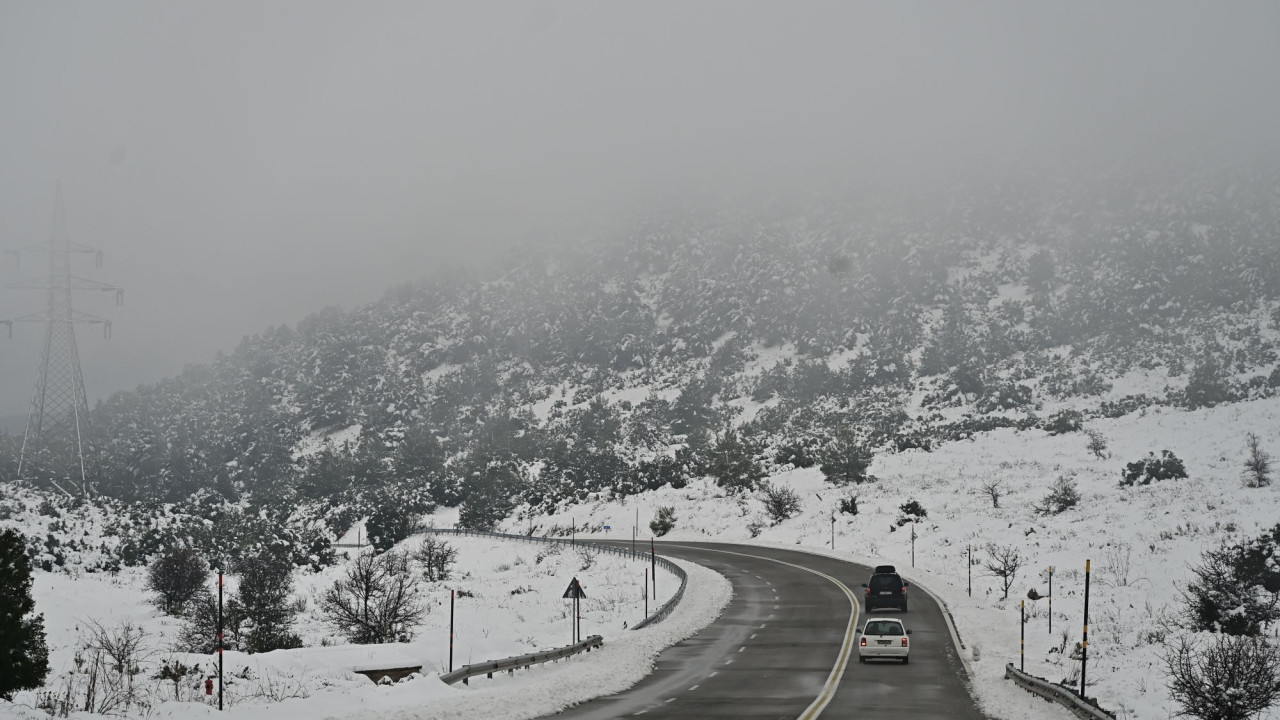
(857, 617), (911, 663)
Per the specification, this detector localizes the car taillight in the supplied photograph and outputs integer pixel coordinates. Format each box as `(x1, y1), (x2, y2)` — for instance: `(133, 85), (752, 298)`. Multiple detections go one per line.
(860, 637), (867, 647)
(865, 587), (871, 596)
(902, 637), (909, 647)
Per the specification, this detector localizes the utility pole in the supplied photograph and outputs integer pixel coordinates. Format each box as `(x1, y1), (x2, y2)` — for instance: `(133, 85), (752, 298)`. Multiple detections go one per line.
(449, 589), (455, 672)
(967, 545), (972, 597)
(4, 187), (123, 497)
(830, 514), (835, 550)
(651, 537), (656, 600)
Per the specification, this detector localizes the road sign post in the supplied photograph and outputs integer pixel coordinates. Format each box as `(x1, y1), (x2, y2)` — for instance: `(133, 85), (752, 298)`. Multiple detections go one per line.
(563, 577), (587, 644)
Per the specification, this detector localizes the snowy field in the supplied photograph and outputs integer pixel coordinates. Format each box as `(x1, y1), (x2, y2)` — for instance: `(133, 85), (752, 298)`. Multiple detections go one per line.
(1, 530), (731, 720)
(522, 395), (1280, 720)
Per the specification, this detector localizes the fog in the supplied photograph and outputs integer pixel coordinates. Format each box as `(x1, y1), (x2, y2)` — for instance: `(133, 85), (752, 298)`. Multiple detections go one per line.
(2, 0), (1278, 417)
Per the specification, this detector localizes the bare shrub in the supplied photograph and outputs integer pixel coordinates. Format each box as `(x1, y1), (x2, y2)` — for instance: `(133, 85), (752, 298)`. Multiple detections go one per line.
(43, 620), (155, 716)
(1243, 433), (1273, 488)
(576, 545), (599, 571)
(983, 543), (1024, 600)
(1163, 634), (1280, 720)
(1101, 542), (1145, 588)
(414, 537), (458, 582)
(321, 550), (426, 644)
(1085, 429), (1110, 460)
(981, 479), (1004, 509)
(761, 482), (802, 524)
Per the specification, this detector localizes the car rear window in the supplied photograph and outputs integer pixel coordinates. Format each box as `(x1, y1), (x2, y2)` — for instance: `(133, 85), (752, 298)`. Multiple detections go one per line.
(865, 621), (904, 636)
(870, 574), (901, 592)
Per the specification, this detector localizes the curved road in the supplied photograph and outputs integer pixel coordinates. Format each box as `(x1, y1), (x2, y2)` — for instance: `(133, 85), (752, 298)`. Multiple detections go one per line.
(548, 542), (987, 720)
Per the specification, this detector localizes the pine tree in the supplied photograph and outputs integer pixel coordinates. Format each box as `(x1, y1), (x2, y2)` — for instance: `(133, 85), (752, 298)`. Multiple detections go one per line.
(708, 427), (765, 494)
(0, 529), (50, 699)
(818, 428), (875, 485)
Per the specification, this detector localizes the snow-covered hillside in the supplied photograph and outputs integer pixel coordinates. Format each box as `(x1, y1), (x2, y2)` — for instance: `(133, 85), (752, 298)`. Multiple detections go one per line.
(524, 394), (1280, 720)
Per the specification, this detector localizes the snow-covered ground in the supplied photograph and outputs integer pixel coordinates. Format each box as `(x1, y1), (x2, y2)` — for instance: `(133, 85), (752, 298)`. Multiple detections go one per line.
(2, 528), (730, 720)
(520, 395), (1280, 720)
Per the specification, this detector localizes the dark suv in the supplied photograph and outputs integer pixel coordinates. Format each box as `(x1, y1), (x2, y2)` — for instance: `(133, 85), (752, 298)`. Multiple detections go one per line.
(862, 565), (909, 612)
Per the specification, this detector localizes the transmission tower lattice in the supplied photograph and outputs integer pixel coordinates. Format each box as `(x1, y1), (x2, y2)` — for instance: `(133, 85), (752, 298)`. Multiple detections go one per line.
(4, 187), (123, 496)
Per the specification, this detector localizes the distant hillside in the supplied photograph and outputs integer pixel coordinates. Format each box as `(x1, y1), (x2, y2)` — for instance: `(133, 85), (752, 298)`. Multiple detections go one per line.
(3, 164), (1278, 562)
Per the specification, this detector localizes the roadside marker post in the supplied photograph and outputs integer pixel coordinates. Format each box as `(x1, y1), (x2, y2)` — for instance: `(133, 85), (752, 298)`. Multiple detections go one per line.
(1020, 600), (1025, 672)
(217, 571), (223, 711)
(1081, 559), (1091, 699)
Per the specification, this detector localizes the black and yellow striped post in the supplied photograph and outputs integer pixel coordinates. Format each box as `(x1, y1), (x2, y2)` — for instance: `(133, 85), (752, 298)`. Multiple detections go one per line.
(1081, 558), (1091, 698)
(1020, 599), (1025, 672)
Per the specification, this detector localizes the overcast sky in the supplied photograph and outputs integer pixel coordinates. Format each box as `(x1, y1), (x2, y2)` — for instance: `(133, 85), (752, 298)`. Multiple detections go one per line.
(2, 1), (1279, 417)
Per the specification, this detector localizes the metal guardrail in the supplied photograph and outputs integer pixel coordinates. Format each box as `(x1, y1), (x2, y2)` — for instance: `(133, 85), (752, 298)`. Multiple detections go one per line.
(424, 527), (689, 632)
(440, 635), (604, 685)
(1004, 663), (1116, 720)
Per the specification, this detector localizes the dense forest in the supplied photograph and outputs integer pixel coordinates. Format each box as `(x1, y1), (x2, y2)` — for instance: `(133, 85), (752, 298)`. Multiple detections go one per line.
(3, 164), (1279, 568)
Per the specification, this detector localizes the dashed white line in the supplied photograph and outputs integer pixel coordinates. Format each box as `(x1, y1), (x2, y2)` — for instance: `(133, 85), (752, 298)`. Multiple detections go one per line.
(709, 671), (719, 678)
(759, 624), (767, 629)
(664, 698), (676, 704)
(724, 658), (735, 665)
(688, 685), (700, 691)
(750, 633), (758, 639)
(738, 646), (746, 653)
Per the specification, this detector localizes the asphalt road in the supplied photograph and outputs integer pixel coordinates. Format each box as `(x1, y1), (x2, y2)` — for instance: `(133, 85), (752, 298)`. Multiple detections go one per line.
(547, 541), (987, 720)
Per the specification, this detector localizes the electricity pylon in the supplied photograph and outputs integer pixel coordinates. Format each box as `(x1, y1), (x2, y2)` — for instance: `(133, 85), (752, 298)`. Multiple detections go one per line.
(3, 187), (123, 496)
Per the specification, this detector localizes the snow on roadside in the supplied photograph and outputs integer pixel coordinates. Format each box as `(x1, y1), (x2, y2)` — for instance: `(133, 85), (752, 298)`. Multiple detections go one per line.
(533, 396), (1280, 720)
(2, 530), (712, 720)
(140, 558), (730, 720)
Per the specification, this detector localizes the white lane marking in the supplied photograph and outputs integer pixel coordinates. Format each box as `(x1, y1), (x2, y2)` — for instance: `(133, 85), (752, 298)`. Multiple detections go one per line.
(724, 658), (735, 665)
(689, 685), (700, 691)
(663, 544), (862, 720)
(709, 671), (719, 678)
(738, 646), (746, 653)
(633, 711), (648, 716)
(759, 624), (767, 629)
(664, 698), (676, 704)
(751, 633), (758, 639)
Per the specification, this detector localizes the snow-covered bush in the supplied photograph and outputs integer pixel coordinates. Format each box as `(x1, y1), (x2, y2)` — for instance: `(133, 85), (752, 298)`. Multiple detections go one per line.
(1034, 476), (1081, 516)
(1183, 525), (1280, 636)
(1162, 633), (1280, 720)
(1121, 450), (1189, 487)
(649, 506), (676, 537)
(146, 546), (209, 616)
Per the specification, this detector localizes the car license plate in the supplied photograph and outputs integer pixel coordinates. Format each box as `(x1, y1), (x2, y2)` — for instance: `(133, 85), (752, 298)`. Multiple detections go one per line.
(877, 640), (891, 645)
(879, 591), (892, 595)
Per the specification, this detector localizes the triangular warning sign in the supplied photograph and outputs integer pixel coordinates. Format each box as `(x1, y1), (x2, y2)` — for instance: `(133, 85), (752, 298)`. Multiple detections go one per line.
(562, 576), (586, 599)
